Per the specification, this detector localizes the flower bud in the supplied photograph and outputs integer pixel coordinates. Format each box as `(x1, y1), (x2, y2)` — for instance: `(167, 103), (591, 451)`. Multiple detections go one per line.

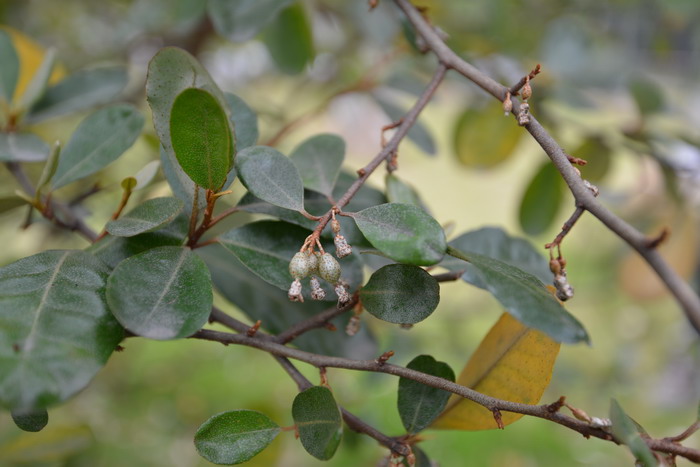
(554, 272), (574, 301)
(521, 79), (532, 101)
(335, 283), (351, 306)
(288, 279), (304, 302)
(503, 92), (513, 116)
(310, 276), (326, 300)
(318, 253), (341, 284)
(345, 314), (361, 336)
(334, 234), (352, 258)
(331, 218), (341, 234)
(517, 102), (530, 126)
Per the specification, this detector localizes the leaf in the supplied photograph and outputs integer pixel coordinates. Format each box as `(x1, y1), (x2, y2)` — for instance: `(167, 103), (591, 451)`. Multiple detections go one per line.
(629, 78), (664, 116)
(398, 355), (455, 433)
(351, 203), (446, 266)
(573, 137), (612, 183)
(440, 227), (552, 288)
(160, 145), (207, 213)
(263, 3), (314, 75)
(207, 0), (296, 42)
(11, 408), (49, 432)
(446, 247), (588, 344)
(403, 446), (431, 467)
(385, 173), (424, 208)
(432, 313), (560, 430)
(36, 141), (61, 194)
(374, 94), (436, 155)
(360, 264), (440, 324)
(290, 134), (345, 197)
(0, 196), (27, 214)
(199, 244), (376, 359)
(129, 160), (161, 191)
(195, 410), (280, 465)
(106, 246), (212, 340)
(0, 29), (19, 102)
(170, 87), (234, 190)
(452, 104), (522, 168)
(0, 250), (123, 410)
(17, 47), (56, 112)
(610, 399), (657, 467)
(26, 66), (128, 123)
(235, 146), (304, 211)
(105, 197), (184, 237)
(518, 162), (565, 236)
(292, 386), (342, 461)
(225, 92), (258, 150)
(51, 104), (144, 189)
(0, 424), (92, 462)
(218, 220), (363, 297)
(0, 132), (49, 162)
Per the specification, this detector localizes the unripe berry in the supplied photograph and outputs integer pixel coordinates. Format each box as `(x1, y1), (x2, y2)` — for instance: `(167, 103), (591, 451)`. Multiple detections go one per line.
(307, 250), (319, 274)
(318, 253), (341, 284)
(289, 252), (313, 279)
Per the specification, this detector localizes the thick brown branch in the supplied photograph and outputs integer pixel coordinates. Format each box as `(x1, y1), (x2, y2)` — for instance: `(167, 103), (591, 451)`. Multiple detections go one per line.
(393, 0), (700, 335)
(191, 328), (700, 463)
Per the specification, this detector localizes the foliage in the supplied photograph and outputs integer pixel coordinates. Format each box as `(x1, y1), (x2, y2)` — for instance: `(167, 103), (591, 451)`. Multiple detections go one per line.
(0, 1), (699, 466)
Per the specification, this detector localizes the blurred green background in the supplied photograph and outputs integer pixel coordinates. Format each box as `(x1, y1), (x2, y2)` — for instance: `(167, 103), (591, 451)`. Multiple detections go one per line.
(1, 0), (700, 465)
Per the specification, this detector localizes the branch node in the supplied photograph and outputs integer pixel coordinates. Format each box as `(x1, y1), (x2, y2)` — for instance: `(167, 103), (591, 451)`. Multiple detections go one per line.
(545, 396), (567, 413)
(566, 153), (588, 166)
(246, 320), (262, 337)
(645, 227), (670, 249)
(324, 322), (338, 331)
(492, 408), (505, 430)
(376, 350), (395, 365)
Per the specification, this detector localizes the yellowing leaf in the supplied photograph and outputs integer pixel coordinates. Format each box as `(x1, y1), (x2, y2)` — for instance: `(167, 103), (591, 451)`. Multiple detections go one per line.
(431, 312), (560, 430)
(0, 26), (65, 104)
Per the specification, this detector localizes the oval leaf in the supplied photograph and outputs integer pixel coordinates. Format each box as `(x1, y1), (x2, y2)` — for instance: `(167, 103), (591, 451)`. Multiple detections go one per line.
(440, 227), (552, 287)
(433, 313), (560, 430)
(290, 133), (345, 197)
(106, 246), (212, 340)
(105, 197), (184, 237)
(170, 87), (234, 190)
(610, 399), (657, 467)
(398, 355), (455, 433)
(235, 146), (304, 211)
(264, 3), (314, 75)
(27, 66), (128, 123)
(360, 264), (440, 324)
(446, 246), (588, 344)
(207, 0), (296, 42)
(351, 203), (446, 266)
(195, 410), (280, 465)
(0, 29), (19, 102)
(518, 162), (565, 236)
(11, 408), (49, 432)
(292, 386), (342, 461)
(0, 132), (49, 162)
(0, 250), (123, 410)
(225, 93), (258, 150)
(453, 104), (522, 168)
(51, 104), (144, 189)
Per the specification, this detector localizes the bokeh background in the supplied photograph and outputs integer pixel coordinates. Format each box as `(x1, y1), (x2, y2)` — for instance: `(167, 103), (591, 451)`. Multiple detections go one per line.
(1, 0), (700, 465)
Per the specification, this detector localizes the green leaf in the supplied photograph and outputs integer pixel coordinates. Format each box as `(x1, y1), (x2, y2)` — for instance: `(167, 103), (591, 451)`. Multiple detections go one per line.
(87, 214), (189, 270)
(610, 399), (657, 467)
(0, 424), (92, 462)
(225, 93), (258, 150)
(518, 162), (565, 236)
(218, 220), (363, 297)
(195, 410), (280, 465)
(0, 132), (49, 162)
(36, 141), (61, 194)
(17, 47), (55, 112)
(26, 66), (128, 123)
(446, 246), (588, 344)
(11, 408), (49, 432)
(292, 386), (342, 461)
(207, 0), (296, 42)
(263, 3), (314, 75)
(351, 203), (446, 266)
(160, 145), (207, 213)
(385, 173), (424, 208)
(290, 134), (345, 197)
(629, 78), (664, 116)
(360, 264), (440, 324)
(106, 246), (212, 340)
(105, 197), (184, 237)
(374, 94), (436, 155)
(127, 159), (161, 192)
(0, 196), (27, 214)
(440, 227), (552, 288)
(574, 137), (612, 183)
(0, 250), (123, 410)
(199, 244), (376, 359)
(398, 355), (455, 433)
(51, 104), (144, 189)
(0, 29), (19, 102)
(235, 146), (304, 211)
(452, 104), (522, 168)
(170, 88), (234, 190)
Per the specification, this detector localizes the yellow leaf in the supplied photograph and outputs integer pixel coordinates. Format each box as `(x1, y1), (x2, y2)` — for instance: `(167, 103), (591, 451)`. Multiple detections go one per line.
(0, 25), (65, 105)
(431, 312), (560, 430)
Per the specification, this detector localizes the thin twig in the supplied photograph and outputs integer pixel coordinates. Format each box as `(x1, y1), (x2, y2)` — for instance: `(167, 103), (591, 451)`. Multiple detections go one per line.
(393, 0), (700, 335)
